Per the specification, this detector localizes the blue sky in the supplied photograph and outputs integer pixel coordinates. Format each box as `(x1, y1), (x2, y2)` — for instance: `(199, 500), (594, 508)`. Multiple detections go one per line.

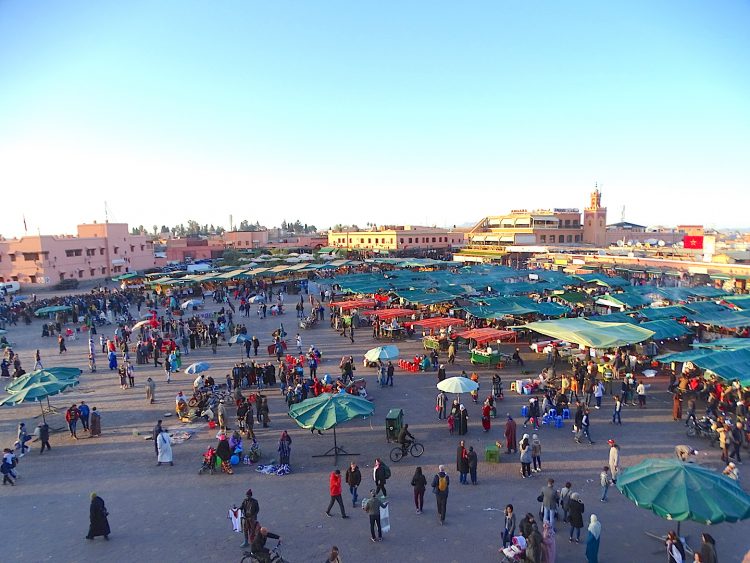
(1, 1), (748, 237)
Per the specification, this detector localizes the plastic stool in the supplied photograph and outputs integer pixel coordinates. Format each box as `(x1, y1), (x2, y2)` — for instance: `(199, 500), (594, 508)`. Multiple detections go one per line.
(521, 405), (529, 417)
(554, 416), (564, 429)
(562, 408), (570, 420)
(510, 382), (517, 393)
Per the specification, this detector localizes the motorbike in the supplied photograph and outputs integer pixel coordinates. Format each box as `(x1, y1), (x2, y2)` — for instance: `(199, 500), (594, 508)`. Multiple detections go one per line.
(686, 416), (718, 447)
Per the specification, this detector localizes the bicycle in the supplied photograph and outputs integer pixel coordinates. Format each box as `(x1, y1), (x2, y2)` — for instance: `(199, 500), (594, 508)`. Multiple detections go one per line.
(390, 441), (425, 462)
(240, 540), (287, 563)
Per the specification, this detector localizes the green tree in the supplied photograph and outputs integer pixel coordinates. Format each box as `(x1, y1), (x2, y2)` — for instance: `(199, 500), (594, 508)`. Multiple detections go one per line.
(222, 248), (242, 266)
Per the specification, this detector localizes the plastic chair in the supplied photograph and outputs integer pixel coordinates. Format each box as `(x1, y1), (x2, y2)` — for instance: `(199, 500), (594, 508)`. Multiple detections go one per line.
(510, 382), (518, 393)
(554, 416), (564, 429)
(521, 405), (529, 417)
(562, 408), (571, 420)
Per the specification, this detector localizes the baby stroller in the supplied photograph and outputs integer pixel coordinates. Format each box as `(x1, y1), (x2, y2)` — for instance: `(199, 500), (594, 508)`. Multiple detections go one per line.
(198, 447), (217, 475)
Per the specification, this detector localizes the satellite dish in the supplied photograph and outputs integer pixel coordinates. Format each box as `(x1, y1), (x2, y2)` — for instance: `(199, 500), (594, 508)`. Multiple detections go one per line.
(658, 240), (666, 247)
(616, 240), (624, 247)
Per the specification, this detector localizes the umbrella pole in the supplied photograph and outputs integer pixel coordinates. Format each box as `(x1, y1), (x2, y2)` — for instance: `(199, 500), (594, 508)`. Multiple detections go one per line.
(39, 400), (46, 424)
(312, 424), (359, 461)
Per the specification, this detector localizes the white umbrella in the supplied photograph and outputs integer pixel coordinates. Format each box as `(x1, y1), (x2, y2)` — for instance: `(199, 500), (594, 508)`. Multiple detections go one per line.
(181, 299), (203, 309)
(437, 376), (478, 394)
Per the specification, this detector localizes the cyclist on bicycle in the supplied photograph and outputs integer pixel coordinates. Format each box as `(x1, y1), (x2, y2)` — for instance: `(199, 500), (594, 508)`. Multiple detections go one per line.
(251, 526), (281, 563)
(398, 424), (415, 455)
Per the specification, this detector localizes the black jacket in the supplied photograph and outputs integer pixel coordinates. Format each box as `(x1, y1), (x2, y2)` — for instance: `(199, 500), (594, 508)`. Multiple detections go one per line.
(568, 499), (585, 528)
(345, 466), (362, 487)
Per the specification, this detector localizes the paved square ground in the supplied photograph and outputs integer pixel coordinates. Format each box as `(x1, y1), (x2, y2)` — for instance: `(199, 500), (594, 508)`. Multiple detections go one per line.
(2, 284), (749, 562)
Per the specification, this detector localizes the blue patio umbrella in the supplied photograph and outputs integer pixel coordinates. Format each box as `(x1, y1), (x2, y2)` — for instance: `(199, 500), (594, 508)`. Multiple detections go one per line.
(185, 362), (211, 375)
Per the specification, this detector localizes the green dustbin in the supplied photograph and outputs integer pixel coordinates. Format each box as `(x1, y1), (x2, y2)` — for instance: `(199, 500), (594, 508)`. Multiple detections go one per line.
(386, 408), (403, 443)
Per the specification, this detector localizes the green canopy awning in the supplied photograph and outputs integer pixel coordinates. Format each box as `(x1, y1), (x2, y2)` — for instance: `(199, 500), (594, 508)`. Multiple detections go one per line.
(525, 318), (654, 348)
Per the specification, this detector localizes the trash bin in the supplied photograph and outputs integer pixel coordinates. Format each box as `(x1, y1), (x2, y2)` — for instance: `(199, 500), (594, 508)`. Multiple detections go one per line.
(385, 408), (403, 443)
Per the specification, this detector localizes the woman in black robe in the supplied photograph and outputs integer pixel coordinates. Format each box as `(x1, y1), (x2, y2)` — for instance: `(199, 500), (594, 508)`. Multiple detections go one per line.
(86, 493), (110, 540)
(458, 404), (469, 435)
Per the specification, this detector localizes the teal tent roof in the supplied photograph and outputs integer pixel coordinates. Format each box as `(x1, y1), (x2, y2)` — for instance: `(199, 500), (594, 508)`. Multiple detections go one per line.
(657, 348), (750, 387)
(525, 318), (655, 348)
(588, 312), (638, 324)
(639, 306), (691, 320)
(639, 320), (693, 341)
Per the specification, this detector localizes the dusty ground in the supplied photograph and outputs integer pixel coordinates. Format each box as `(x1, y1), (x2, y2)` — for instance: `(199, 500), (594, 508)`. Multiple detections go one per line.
(1, 282), (749, 563)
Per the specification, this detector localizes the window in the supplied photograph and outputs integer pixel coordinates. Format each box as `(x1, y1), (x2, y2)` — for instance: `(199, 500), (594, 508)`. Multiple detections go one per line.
(140, 245), (145, 251)
(375, 238), (379, 244)
(100, 248), (105, 255)
(574, 235), (581, 243)
(113, 266), (122, 273)
(400, 238), (404, 243)
(10, 254), (16, 262)
(432, 237), (436, 243)
(540, 235), (546, 243)
(78, 270), (84, 278)
(22, 252), (40, 261)
(408, 238), (412, 243)
(567, 235), (572, 243)
(367, 238), (371, 243)
(86, 249), (95, 256)
(65, 249), (82, 257)
(90, 269), (95, 276)
(101, 267), (106, 274)
(360, 238), (364, 244)
(113, 246), (119, 254)
(130, 245), (135, 252)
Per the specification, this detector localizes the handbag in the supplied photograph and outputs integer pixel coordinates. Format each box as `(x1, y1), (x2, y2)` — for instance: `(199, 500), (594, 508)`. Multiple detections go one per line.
(537, 494), (544, 503)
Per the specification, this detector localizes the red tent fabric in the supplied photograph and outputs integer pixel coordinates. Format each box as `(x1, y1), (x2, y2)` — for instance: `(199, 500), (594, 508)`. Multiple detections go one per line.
(329, 299), (376, 311)
(407, 317), (466, 330)
(359, 308), (414, 321)
(455, 327), (517, 344)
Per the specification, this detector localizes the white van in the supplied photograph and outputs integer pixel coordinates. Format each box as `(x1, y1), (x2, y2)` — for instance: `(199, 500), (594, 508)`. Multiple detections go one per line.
(0, 281), (21, 294)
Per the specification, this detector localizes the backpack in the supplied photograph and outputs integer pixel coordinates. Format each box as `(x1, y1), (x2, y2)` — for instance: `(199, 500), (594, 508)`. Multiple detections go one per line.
(438, 474), (448, 492)
(381, 463), (391, 480)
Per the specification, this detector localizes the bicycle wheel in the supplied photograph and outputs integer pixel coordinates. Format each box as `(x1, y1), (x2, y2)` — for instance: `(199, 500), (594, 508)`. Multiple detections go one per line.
(410, 442), (425, 458)
(686, 423), (696, 437)
(240, 553), (256, 563)
(390, 446), (404, 462)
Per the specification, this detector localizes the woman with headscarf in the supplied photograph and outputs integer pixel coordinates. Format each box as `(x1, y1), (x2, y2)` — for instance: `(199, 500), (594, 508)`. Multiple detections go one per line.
(458, 404), (469, 435)
(216, 434), (233, 474)
(89, 407), (102, 437)
(585, 514), (601, 563)
(504, 414), (517, 454)
(156, 427), (173, 466)
(481, 399), (492, 432)
(108, 350), (118, 371)
(86, 493), (111, 540)
(568, 492), (585, 543)
(699, 533), (717, 563)
(519, 434), (532, 478)
(278, 430), (292, 465)
(542, 520), (556, 563)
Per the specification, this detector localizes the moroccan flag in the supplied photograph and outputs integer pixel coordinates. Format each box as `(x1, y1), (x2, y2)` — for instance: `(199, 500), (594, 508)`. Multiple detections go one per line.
(683, 235), (704, 249)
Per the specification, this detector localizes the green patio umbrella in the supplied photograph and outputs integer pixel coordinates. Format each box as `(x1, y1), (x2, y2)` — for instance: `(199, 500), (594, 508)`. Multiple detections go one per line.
(288, 393), (375, 461)
(364, 345), (400, 363)
(34, 305), (73, 316)
(5, 367), (81, 393)
(616, 457), (750, 535)
(0, 379), (78, 422)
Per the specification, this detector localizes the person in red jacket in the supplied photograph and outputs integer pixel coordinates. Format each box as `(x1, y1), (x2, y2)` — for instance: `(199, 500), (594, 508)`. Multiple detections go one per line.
(65, 404), (79, 439)
(325, 469), (349, 519)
